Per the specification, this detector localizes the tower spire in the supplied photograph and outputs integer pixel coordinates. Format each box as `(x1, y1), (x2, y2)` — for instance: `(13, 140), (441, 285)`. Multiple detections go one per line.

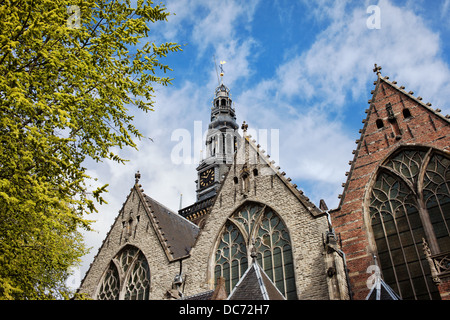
(195, 63), (240, 201)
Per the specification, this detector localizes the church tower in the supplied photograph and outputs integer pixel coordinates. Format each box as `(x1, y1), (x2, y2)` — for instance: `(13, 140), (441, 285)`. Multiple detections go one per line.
(195, 81), (240, 201)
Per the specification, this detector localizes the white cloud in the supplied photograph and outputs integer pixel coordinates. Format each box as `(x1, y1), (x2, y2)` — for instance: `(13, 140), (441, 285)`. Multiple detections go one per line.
(287, 0), (450, 112)
(163, 0), (259, 52)
(233, 0), (450, 208)
(76, 80), (210, 282)
(209, 39), (258, 87)
(236, 80), (354, 204)
(443, 0), (450, 18)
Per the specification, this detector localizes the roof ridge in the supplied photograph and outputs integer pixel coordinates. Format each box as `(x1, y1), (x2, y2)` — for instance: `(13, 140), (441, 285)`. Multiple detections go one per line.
(144, 194), (176, 214)
(179, 289), (214, 300)
(365, 275), (400, 300)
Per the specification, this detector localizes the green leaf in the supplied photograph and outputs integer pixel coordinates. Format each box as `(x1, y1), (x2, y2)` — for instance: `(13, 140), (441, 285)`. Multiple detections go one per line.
(0, 0), (181, 299)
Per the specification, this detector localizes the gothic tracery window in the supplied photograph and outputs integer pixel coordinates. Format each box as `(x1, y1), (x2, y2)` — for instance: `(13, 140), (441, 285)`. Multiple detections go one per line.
(214, 203), (297, 299)
(97, 262), (120, 300)
(214, 221), (248, 293)
(254, 209), (296, 299)
(369, 147), (450, 300)
(97, 245), (150, 300)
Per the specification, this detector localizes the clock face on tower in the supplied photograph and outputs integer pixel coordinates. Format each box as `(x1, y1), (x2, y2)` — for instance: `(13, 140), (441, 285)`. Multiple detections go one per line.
(200, 168), (215, 188)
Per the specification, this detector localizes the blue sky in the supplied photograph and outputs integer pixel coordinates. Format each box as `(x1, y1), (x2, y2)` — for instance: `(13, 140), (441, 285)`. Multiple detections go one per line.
(71, 0), (450, 288)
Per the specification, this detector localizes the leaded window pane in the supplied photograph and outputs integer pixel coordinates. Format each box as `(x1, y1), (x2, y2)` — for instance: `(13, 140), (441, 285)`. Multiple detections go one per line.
(369, 148), (450, 300)
(124, 252), (150, 300)
(383, 150), (426, 186)
(232, 203), (264, 237)
(254, 209), (297, 300)
(423, 154), (450, 252)
(214, 221), (248, 294)
(97, 262), (120, 300)
(214, 203), (297, 299)
(117, 246), (138, 273)
(97, 245), (151, 300)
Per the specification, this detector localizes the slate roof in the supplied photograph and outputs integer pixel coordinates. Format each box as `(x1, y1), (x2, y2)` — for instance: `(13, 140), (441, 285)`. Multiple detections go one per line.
(143, 193), (200, 261)
(228, 261), (285, 300)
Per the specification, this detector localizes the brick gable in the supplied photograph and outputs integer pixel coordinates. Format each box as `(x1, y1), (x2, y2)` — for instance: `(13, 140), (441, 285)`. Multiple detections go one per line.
(330, 70), (450, 300)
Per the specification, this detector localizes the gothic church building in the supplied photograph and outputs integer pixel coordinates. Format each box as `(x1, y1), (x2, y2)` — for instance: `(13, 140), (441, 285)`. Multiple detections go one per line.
(78, 66), (450, 300)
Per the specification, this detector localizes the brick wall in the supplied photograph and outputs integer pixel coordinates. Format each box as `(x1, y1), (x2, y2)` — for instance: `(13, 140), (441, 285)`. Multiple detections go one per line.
(438, 278), (450, 300)
(330, 75), (450, 300)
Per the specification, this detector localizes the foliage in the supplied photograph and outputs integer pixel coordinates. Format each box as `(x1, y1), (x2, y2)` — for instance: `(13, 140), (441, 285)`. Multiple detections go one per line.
(0, 0), (181, 299)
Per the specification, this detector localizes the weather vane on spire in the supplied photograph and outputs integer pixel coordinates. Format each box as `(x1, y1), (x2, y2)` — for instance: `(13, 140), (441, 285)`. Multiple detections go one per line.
(219, 60), (226, 78)
(213, 56), (227, 86)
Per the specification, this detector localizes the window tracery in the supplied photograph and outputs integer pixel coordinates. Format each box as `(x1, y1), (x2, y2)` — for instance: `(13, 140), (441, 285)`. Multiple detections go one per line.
(97, 262), (120, 300)
(214, 221), (248, 294)
(214, 203), (297, 299)
(369, 147), (450, 300)
(97, 245), (150, 300)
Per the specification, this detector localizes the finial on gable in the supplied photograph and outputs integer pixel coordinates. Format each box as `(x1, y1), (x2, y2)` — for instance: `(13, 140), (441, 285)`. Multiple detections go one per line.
(241, 121), (248, 133)
(373, 63), (382, 76)
(135, 171), (141, 184)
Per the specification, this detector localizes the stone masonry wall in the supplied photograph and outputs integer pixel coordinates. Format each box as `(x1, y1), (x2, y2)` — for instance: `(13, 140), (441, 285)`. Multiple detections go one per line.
(78, 186), (180, 300)
(80, 136), (338, 300)
(183, 136), (331, 300)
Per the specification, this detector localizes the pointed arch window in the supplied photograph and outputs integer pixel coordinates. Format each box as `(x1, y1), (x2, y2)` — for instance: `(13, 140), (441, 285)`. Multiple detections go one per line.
(97, 245), (150, 300)
(214, 203), (297, 299)
(214, 221), (248, 294)
(369, 147), (450, 300)
(97, 262), (120, 300)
